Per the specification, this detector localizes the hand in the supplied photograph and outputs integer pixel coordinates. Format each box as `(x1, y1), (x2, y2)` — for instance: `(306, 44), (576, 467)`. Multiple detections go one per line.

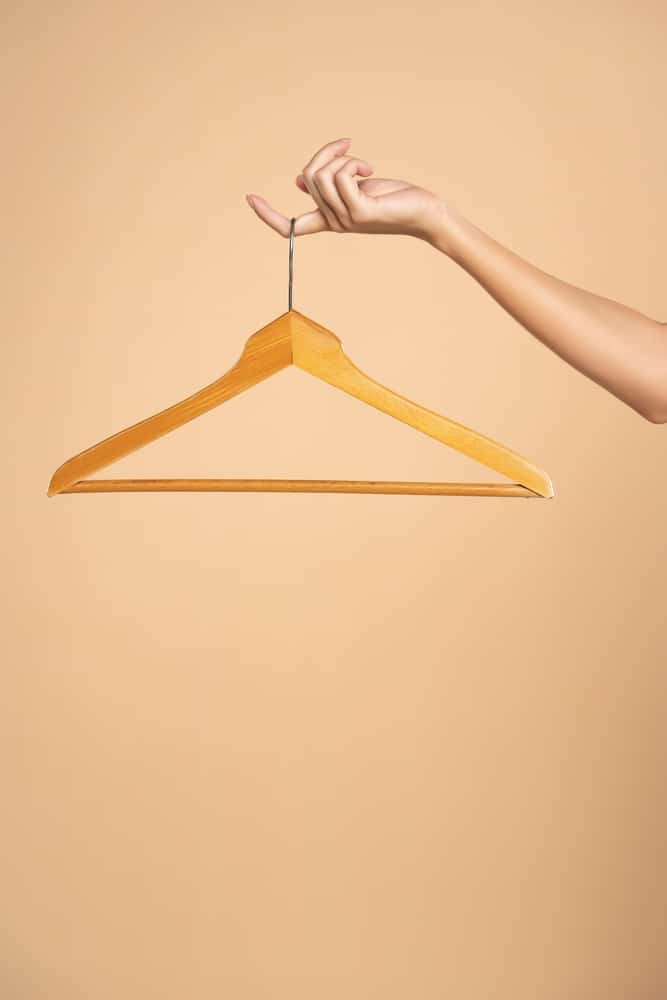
(245, 137), (449, 245)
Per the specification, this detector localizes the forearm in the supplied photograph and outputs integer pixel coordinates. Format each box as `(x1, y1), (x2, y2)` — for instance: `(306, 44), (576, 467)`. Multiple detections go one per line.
(428, 204), (667, 422)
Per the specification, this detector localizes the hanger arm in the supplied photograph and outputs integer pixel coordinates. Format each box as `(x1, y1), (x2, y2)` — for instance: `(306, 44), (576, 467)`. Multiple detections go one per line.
(290, 311), (554, 498)
(48, 315), (292, 496)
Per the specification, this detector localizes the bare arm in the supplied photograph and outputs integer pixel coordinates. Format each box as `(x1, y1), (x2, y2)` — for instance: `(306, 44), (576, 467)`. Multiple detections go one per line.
(247, 137), (667, 423)
(429, 205), (667, 423)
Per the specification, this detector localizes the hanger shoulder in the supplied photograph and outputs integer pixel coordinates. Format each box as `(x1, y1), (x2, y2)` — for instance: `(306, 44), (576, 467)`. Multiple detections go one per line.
(289, 311), (553, 498)
(47, 313), (293, 495)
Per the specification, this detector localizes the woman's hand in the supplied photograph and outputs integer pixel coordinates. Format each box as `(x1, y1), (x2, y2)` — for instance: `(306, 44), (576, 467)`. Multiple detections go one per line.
(245, 137), (667, 422)
(246, 137), (448, 245)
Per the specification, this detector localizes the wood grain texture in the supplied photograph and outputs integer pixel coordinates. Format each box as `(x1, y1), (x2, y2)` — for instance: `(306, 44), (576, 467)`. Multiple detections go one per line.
(48, 309), (554, 498)
(59, 479), (541, 496)
(47, 313), (293, 496)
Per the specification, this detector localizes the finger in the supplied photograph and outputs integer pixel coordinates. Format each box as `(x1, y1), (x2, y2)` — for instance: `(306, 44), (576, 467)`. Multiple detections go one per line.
(303, 136), (352, 174)
(335, 159), (375, 221)
(297, 167), (380, 195)
(299, 172), (338, 230)
(246, 194), (325, 236)
(356, 177), (411, 197)
(301, 137), (352, 230)
(245, 194), (290, 235)
(312, 156), (373, 229)
(299, 174), (407, 199)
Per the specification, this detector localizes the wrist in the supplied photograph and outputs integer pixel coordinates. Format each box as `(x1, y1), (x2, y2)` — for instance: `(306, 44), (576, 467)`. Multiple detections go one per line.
(425, 200), (474, 263)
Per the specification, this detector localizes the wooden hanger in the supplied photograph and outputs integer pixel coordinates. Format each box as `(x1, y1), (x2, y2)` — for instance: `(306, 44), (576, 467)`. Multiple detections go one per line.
(48, 220), (554, 499)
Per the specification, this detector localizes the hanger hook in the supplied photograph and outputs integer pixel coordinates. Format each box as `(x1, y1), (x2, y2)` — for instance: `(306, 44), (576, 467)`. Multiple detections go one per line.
(288, 217), (295, 311)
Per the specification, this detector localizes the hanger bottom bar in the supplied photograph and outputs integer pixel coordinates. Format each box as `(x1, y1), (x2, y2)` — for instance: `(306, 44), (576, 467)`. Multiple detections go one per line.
(58, 479), (544, 497)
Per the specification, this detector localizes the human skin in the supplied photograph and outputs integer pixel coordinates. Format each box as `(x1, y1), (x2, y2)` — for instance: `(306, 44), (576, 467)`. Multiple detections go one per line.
(246, 138), (667, 424)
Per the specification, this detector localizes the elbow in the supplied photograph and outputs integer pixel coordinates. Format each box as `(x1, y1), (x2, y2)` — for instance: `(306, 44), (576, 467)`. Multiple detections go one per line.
(635, 358), (667, 423)
(637, 324), (667, 422)
(643, 407), (667, 424)
(637, 389), (667, 424)
(643, 327), (667, 422)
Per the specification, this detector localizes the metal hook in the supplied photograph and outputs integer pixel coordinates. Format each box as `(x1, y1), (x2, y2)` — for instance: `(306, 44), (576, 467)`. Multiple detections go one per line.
(288, 217), (295, 310)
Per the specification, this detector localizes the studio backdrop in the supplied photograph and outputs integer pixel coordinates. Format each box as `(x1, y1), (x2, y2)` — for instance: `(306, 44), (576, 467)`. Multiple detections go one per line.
(3, 2), (666, 999)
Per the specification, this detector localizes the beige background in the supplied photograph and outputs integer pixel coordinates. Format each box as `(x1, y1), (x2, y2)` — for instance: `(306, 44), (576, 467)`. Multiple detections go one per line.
(3, 2), (666, 998)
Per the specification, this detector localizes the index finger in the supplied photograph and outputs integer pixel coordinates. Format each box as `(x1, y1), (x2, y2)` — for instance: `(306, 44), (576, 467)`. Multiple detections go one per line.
(246, 194), (324, 236)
